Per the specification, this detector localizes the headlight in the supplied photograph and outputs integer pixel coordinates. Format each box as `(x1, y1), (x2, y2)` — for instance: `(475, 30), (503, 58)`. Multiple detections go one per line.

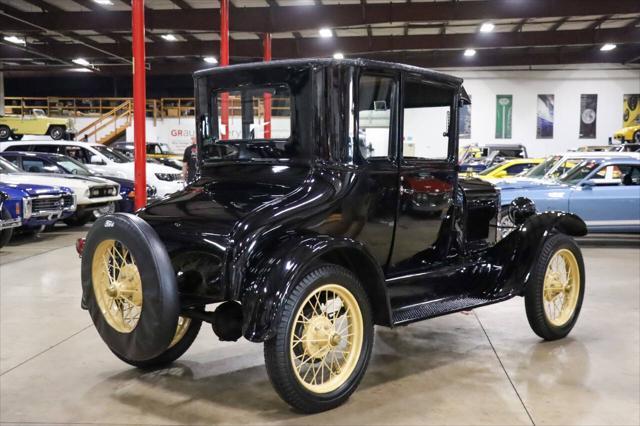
(155, 173), (181, 181)
(22, 197), (32, 219)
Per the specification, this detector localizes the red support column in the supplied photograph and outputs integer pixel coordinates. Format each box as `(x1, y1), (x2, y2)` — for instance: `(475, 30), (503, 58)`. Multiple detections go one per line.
(263, 33), (272, 139)
(132, 0), (147, 209)
(220, 0), (229, 139)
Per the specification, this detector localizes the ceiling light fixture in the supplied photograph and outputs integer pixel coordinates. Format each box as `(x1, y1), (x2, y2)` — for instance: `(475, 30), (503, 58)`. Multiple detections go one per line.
(3, 35), (26, 45)
(319, 28), (333, 38)
(464, 49), (476, 57)
(203, 56), (218, 64)
(600, 43), (617, 51)
(161, 34), (178, 41)
(480, 22), (495, 33)
(333, 52), (344, 59)
(72, 58), (90, 66)
(71, 67), (93, 73)
(93, 0), (113, 4)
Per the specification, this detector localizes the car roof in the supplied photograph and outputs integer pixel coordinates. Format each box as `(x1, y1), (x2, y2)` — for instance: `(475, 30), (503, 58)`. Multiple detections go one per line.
(560, 151), (640, 159)
(3, 140), (101, 148)
(0, 151), (67, 160)
(195, 58), (464, 87)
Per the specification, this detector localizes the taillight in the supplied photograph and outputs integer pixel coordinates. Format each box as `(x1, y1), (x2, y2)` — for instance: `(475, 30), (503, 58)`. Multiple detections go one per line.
(76, 238), (86, 257)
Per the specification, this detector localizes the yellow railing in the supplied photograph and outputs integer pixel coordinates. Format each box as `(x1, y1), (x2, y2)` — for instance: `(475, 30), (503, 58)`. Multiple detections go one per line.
(76, 100), (132, 143)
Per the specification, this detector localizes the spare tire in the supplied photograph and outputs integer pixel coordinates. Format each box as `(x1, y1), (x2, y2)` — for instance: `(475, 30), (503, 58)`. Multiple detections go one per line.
(81, 213), (179, 362)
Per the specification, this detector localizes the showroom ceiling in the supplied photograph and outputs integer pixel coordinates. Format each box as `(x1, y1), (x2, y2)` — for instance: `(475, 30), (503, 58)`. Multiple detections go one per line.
(0, 0), (639, 75)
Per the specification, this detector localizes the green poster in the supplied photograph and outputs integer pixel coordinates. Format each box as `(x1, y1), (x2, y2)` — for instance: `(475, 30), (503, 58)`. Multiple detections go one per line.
(495, 95), (513, 139)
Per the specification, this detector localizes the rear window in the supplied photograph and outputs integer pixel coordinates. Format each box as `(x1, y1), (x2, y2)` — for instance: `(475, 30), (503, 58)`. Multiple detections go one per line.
(215, 85), (291, 141)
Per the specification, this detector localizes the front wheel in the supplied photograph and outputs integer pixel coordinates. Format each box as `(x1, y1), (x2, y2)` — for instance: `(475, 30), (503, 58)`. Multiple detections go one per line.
(525, 234), (585, 341)
(264, 264), (374, 413)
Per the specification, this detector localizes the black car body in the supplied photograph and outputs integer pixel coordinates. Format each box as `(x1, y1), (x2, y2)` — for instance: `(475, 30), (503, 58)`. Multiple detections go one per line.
(80, 59), (587, 413)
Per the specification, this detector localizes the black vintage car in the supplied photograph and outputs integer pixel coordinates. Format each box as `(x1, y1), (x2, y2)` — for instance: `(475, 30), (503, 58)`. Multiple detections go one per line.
(79, 59), (587, 413)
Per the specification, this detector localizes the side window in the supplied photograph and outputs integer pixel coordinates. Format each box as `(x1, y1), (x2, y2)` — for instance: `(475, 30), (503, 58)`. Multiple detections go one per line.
(4, 145), (27, 152)
(79, 148), (95, 163)
(358, 74), (395, 159)
(505, 163), (531, 175)
(621, 166), (640, 185)
(1, 155), (18, 167)
(22, 159), (50, 173)
(402, 79), (453, 160)
(33, 145), (60, 154)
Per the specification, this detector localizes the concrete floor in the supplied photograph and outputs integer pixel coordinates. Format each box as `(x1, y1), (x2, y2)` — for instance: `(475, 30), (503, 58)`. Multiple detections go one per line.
(0, 227), (638, 425)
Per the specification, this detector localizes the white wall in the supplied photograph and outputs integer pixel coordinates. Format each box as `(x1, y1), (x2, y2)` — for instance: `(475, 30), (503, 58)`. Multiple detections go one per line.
(449, 68), (640, 157)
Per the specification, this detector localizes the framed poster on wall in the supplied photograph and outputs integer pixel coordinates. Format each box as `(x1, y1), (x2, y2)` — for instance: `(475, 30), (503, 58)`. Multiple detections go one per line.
(536, 94), (554, 139)
(579, 94), (597, 139)
(459, 95), (471, 139)
(495, 95), (512, 139)
(623, 94), (639, 127)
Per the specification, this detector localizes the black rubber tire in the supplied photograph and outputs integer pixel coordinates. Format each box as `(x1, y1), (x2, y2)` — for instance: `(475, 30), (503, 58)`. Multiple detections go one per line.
(525, 234), (585, 341)
(81, 213), (180, 362)
(0, 208), (13, 248)
(633, 131), (640, 144)
(63, 211), (92, 227)
(113, 317), (202, 369)
(0, 126), (10, 141)
(10, 134), (23, 141)
(49, 126), (64, 140)
(264, 264), (374, 413)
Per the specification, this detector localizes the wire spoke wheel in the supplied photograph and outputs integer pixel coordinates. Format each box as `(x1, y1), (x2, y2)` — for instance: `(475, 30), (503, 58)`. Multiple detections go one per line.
(542, 248), (580, 327)
(289, 284), (363, 394)
(170, 316), (191, 348)
(91, 239), (143, 333)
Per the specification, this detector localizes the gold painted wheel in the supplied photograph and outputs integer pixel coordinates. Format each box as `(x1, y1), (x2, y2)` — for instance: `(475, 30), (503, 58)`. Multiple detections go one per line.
(289, 284), (363, 394)
(542, 249), (581, 327)
(91, 239), (143, 333)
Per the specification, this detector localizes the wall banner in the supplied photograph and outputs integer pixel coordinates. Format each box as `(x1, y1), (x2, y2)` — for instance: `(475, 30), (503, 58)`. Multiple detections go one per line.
(536, 94), (554, 139)
(495, 95), (512, 139)
(459, 95), (471, 139)
(623, 94), (639, 128)
(579, 94), (597, 139)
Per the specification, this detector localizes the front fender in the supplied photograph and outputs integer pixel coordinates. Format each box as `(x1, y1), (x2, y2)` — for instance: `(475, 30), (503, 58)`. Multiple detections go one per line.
(486, 211), (587, 296)
(239, 235), (387, 342)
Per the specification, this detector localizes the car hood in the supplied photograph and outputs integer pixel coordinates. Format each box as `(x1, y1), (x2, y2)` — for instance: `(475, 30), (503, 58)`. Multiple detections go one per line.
(1, 173), (107, 192)
(493, 177), (561, 190)
(0, 182), (67, 197)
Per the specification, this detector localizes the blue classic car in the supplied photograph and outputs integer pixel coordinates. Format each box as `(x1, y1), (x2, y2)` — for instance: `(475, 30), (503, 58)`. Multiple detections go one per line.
(0, 181), (76, 241)
(499, 158), (640, 233)
(0, 152), (156, 217)
(0, 190), (21, 247)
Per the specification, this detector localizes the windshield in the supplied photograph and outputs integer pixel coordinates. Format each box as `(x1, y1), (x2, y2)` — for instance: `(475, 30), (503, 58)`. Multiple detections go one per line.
(0, 157), (22, 173)
(559, 160), (602, 185)
(522, 155), (560, 178)
(93, 145), (131, 163)
(56, 156), (93, 176)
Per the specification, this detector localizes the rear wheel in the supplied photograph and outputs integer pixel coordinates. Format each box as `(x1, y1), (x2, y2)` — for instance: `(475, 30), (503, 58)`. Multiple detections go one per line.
(0, 126), (10, 141)
(49, 126), (64, 140)
(264, 264), (374, 413)
(525, 234), (585, 340)
(633, 131), (640, 144)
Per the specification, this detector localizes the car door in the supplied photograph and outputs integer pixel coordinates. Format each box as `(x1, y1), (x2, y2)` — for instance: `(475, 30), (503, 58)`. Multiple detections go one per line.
(349, 70), (400, 266)
(390, 76), (458, 272)
(570, 163), (640, 232)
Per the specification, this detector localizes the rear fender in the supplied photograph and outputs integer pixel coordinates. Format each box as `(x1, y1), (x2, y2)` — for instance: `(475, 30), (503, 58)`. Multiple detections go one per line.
(487, 211), (587, 295)
(239, 236), (389, 342)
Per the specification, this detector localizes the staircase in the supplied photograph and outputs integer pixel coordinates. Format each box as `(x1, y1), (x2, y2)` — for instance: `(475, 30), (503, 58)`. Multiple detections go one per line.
(75, 100), (132, 144)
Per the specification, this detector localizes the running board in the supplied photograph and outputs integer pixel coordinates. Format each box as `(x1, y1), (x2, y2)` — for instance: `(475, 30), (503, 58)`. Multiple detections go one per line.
(391, 295), (509, 326)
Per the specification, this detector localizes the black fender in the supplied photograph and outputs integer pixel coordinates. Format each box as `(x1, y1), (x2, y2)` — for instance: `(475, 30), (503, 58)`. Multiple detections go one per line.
(238, 235), (389, 342)
(485, 211), (587, 296)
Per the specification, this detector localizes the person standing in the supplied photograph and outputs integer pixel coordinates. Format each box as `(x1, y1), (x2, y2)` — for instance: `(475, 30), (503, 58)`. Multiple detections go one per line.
(182, 137), (198, 183)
